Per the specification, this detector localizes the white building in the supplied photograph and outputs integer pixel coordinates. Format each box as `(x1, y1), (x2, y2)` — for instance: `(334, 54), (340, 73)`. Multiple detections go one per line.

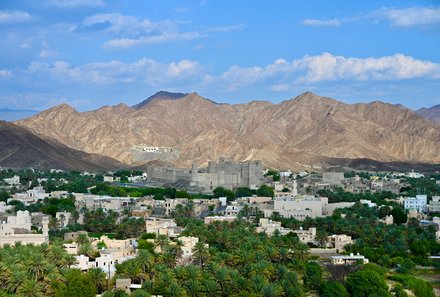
(11, 187), (49, 205)
(56, 211), (73, 228)
(0, 202), (13, 213)
(272, 195), (328, 220)
(428, 196), (440, 213)
(3, 175), (20, 186)
(406, 170), (424, 179)
(0, 210), (49, 247)
(404, 195), (428, 212)
(331, 253), (369, 265)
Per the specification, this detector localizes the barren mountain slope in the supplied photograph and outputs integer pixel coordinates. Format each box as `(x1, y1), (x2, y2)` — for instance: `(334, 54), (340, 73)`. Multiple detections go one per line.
(417, 104), (440, 125)
(0, 121), (124, 170)
(16, 92), (440, 169)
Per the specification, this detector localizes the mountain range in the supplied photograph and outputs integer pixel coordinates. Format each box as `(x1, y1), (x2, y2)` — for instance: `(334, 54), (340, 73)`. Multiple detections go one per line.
(13, 91), (440, 171)
(416, 104), (440, 126)
(0, 121), (123, 170)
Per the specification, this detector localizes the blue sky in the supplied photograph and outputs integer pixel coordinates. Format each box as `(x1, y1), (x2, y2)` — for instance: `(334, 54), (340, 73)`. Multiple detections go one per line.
(0, 0), (439, 111)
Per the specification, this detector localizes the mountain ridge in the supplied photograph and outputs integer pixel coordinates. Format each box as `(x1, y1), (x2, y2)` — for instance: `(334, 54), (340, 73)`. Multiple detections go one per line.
(15, 91), (440, 170)
(0, 121), (124, 170)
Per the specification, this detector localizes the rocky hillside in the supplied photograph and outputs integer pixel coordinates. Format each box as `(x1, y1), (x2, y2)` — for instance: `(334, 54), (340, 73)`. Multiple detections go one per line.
(15, 92), (440, 170)
(417, 104), (440, 125)
(0, 121), (123, 170)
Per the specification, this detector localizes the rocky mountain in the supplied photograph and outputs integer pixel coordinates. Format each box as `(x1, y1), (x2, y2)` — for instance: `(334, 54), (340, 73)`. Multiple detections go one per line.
(15, 92), (440, 170)
(0, 121), (123, 170)
(416, 104), (440, 125)
(132, 91), (188, 109)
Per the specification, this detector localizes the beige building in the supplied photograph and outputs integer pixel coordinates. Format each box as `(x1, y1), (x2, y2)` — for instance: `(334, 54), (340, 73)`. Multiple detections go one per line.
(145, 217), (181, 238)
(293, 227), (317, 244)
(256, 218), (292, 236)
(63, 242), (79, 255)
(92, 235), (136, 258)
(74, 193), (132, 212)
(56, 211), (73, 228)
(428, 196), (440, 213)
(329, 234), (353, 253)
(0, 210), (49, 247)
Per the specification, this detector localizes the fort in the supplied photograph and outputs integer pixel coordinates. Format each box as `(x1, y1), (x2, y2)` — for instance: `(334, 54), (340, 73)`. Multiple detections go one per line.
(147, 157), (264, 191)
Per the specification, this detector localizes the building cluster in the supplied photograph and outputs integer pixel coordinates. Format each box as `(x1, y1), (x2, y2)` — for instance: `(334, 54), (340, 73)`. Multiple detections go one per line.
(0, 210), (49, 247)
(147, 158), (264, 191)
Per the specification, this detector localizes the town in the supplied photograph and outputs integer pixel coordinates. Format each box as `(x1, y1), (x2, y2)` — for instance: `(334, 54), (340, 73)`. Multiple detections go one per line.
(0, 159), (439, 296)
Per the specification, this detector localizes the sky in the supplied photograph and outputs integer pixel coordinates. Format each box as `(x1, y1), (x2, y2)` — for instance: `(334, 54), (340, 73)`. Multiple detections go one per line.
(0, 0), (439, 112)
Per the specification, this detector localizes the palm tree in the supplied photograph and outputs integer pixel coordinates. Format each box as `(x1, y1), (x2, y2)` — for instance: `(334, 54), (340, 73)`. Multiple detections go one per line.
(154, 235), (170, 253)
(136, 250), (154, 275)
(184, 279), (201, 297)
(261, 283), (282, 297)
(0, 263), (11, 289)
(192, 242), (209, 267)
(7, 270), (27, 293)
(16, 279), (45, 297)
(213, 267), (230, 295)
(27, 254), (47, 281)
(202, 279), (219, 296)
(168, 282), (187, 297)
(88, 268), (107, 293)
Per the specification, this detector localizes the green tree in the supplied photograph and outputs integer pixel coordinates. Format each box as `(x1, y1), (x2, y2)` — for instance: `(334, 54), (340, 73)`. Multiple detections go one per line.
(213, 187), (236, 202)
(346, 269), (391, 297)
(303, 262), (322, 290)
(390, 208), (407, 225)
(256, 185), (274, 197)
(55, 269), (96, 297)
(320, 281), (349, 297)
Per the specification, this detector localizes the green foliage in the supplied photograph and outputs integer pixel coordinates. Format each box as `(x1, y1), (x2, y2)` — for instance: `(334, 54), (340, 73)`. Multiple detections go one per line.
(235, 187), (255, 198)
(390, 207), (408, 225)
(256, 184), (274, 197)
(265, 170), (280, 182)
(317, 188), (398, 204)
(213, 187), (236, 201)
(389, 274), (435, 297)
(392, 284), (409, 297)
(303, 262), (322, 290)
(0, 190), (10, 202)
(320, 281), (349, 297)
(0, 243), (78, 296)
(116, 217), (145, 239)
(346, 269), (391, 297)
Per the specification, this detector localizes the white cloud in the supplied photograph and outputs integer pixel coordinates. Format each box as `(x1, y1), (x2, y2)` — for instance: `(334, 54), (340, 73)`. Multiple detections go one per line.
(0, 70), (12, 78)
(302, 19), (341, 27)
(215, 53), (440, 90)
(378, 6), (440, 27)
(81, 13), (244, 49)
(270, 84), (289, 92)
(103, 32), (206, 49)
(26, 58), (204, 87)
(0, 11), (31, 23)
(83, 13), (174, 36)
(46, 0), (104, 8)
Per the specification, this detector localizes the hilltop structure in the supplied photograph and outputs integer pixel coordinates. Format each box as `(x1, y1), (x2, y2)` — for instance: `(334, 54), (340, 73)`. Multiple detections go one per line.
(147, 158), (264, 191)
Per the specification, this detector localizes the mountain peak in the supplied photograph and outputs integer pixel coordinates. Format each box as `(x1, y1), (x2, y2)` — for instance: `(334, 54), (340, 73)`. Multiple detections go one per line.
(132, 91), (188, 109)
(46, 103), (77, 114)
